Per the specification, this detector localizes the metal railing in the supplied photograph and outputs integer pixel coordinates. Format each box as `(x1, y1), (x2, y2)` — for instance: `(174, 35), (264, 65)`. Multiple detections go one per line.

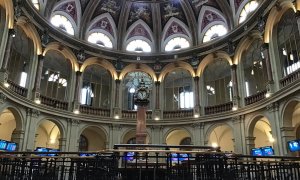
(1, 149), (300, 180)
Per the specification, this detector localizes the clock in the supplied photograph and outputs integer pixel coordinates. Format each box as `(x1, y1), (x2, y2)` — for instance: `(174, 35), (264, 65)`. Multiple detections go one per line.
(137, 91), (147, 100)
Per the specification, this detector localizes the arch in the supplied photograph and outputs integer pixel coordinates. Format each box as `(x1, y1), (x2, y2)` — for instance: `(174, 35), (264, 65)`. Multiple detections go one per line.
(159, 61), (195, 82)
(36, 117), (66, 140)
(281, 97), (300, 127)
(235, 0), (258, 25)
(86, 13), (117, 47)
(198, 6), (228, 42)
(196, 51), (233, 77)
(0, 0), (14, 29)
(124, 19), (154, 51)
(205, 123), (234, 151)
(50, 11), (77, 36)
(121, 128), (151, 144)
(164, 127), (193, 145)
(79, 125), (108, 150)
(80, 57), (118, 79)
(233, 30), (262, 65)
(161, 17), (192, 51)
(246, 114), (271, 137)
(264, 0), (296, 43)
(0, 106), (24, 132)
(205, 122), (234, 143)
(43, 42), (79, 72)
(16, 16), (43, 55)
(119, 63), (157, 81)
(79, 124), (108, 140)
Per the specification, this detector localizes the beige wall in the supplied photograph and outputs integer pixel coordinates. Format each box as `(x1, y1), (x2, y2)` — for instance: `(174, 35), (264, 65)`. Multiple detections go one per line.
(166, 129), (190, 145)
(0, 110), (16, 141)
(208, 125), (234, 152)
(82, 127), (106, 151)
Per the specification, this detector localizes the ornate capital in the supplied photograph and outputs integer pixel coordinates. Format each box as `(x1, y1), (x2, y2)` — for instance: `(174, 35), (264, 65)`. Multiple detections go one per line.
(71, 119), (80, 126)
(266, 102), (279, 112)
(232, 115), (244, 124)
(26, 108), (40, 117)
(0, 92), (7, 104)
(191, 122), (204, 128)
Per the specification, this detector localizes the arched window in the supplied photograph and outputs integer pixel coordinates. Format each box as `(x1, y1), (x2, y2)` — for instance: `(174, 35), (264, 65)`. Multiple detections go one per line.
(122, 72), (153, 110)
(79, 135), (88, 151)
(41, 50), (71, 101)
(239, 1), (259, 24)
(50, 15), (74, 35)
(204, 59), (232, 106)
(277, 10), (300, 77)
(31, 0), (40, 10)
(203, 25), (227, 43)
(126, 39), (151, 53)
(242, 39), (268, 97)
(7, 27), (34, 88)
(164, 69), (194, 110)
(165, 37), (190, 52)
(81, 65), (112, 108)
(87, 32), (113, 48)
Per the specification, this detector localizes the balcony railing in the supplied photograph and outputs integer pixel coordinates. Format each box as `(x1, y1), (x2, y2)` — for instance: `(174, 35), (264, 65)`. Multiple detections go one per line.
(244, 89), (267, 105)
(40, 95), (68, 110)
(1, 150), (300, 180)
(163, 109), (193, 119)
(79, 105), (110, 117)
(204, 102), (233, 115)
(280, 69), (300, 87)
(7, 79), (27, 97)
(122, 110), (152, 119)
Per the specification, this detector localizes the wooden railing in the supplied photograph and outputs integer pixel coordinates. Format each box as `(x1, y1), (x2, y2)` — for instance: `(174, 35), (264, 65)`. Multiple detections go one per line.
(79, 105), (110, 117)
(122, 110), (152, 119)
(204, 102), (233, 115)
(7, 79), (27, 97)
(280, 69), (300, 87)
(244, 89), (267, 106)
(40, 95), (68, 110)
(163, 109), (193, 119)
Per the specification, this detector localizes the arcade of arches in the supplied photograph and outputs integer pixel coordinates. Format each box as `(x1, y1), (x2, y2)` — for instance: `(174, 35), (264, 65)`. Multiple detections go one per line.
(1, 0), (300, 156)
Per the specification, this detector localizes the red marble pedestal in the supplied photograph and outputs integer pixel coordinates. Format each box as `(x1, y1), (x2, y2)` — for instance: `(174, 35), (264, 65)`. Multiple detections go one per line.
(136, 105), (147, 144)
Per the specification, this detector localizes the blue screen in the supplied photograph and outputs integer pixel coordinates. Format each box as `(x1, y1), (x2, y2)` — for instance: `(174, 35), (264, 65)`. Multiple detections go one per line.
(6, 143), (17, 151)
(48, 149), (59, 157)
(0, 140), (7, 150)
(262, 146), (274, 156)
(124, 152), (135, 161)
(288, 140), (300, 152)
(79, 153), (97, 157)
(35, 147), (48, 156)
(251, 148), (263, 156)
(171, 153), (189, 162)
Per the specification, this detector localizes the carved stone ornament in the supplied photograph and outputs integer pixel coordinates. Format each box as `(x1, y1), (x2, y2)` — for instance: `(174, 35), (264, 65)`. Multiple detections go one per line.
(27, 108), (40, 117)
(266, 102), (279, 112)
(0, 92), (7, 103)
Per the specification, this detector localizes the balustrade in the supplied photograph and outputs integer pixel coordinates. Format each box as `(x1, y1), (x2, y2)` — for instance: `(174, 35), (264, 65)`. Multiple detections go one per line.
(244, 89), (267, 105)
(280, 69), (300, 87)
(40, 95), (68, 110)
(122, 110), (152, 119)
(7, 79), (27, 97)
(163, 109), (193, 119)
(204, 102), (233, 115)
(79, 105), (110, 117)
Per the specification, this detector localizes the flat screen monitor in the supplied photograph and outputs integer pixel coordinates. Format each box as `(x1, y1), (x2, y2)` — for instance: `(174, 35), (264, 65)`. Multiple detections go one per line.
(251, 148), (263, 156)
(261, 146), (274, 156)
(79, 153), (97, 157)
(35, 147), (49, 156)
(171, 153), (189, 162)
(0, 140), (7, 150)
(124, 152), (135, 161)
(288, 140), (300, 152)
(6, 142), (17, 151)
(48, 149), (59, 157)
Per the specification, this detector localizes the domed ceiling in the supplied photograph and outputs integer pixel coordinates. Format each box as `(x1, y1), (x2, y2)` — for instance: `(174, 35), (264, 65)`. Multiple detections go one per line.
(31, 0), (260, 54)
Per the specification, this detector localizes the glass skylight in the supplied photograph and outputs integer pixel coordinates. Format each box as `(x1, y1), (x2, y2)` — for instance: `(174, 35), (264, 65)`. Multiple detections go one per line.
(165, 37), (190, 52)
(50, 15), (75, 35)
(239, 1), (259, 24)
(31, 0), (40, 10)
(203, 25), (228, 43)
(88, 32), (113, 48)
(126, 40), (151, 53)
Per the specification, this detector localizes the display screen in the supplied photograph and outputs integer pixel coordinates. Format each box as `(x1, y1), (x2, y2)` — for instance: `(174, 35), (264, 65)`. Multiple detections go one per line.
(48, 149), (59, 157)
(288, 140), (300, 152)
(261, 146), (274, 156)
(0, 140), (7, 150)
(79, 153), (97, 157)
(6, 142), (17, 151)
(251, 148), (263, 156)
(35, 147), (49, 156)
(171, 153), (189, 162)
(124, 152), (135, 161)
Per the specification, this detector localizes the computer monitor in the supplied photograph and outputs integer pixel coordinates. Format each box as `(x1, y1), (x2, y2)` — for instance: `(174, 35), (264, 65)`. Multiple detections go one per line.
(261, 146), (274, 156)
(171, 153), (189, 162)
(0, 140), (7, 150)
(251, 148), (263, 156)
(79, 153), (97, 157)
(124, 152), (135, 161)
(288, 140), (300, 152)
(35, 147), (49, 156)
(48, 149), (59, 157)
(6, 142), (17, 151)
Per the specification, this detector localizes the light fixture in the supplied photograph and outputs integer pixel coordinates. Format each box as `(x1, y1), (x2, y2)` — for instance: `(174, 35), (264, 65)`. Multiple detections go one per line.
(129, 87), (135, 94)
(290, 54), (294, 61)
(265, 92), (271, 98)
(96, 41), (105, 47)
(232, 106), (238, 111)
(114, 115), (119, 119)
(212, 142), (218, 148)
(73, 109), (80, 114)
(154, 117), (160, 121)
(173, 45), (181, 51)
(35, 99), (41, 104)
(3, 82), (9, 88)
(194, 114), (199, 118)
(9, 29), (16, 38)
(137, 56), (141, 61)
(269, 137), (275, 143)
(251, 69), (254, 75)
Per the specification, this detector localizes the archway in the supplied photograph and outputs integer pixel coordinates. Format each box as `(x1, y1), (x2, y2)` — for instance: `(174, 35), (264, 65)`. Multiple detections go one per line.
(207, 124), (234, 152)
(79, 126), (107, 151)
(122, 129), (150, 144)
(35, 119), (61, 150)
(165, 129), (191, 146)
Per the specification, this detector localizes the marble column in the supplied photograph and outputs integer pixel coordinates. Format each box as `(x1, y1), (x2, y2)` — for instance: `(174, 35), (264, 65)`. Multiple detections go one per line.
(261, 43), (274, 94)
(73, 71), (82, 112)
(193, 76), (200, 116)
(280, 127), (295, 155)
(232, 115), (246, 154)
(231, 64), (239, 108)
(1, 29), (15, 70)
(155, 81), (160, 109)
(32, 55), (44, 101)
(113, 79), (121, 118)
(245, 136), (256, 155)
(136, 106), (147, 144)
(11, 130), (25, 151)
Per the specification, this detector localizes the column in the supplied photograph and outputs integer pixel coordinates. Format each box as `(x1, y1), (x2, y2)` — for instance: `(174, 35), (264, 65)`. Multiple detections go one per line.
(245, 137), (256, 155)
(193, 76), (200, 116)
(136, 105), (147, 144)
(32, 55), (44, 102)
(66, 119), (80, 152)
(191, 122), (204, 146)
(23, 108), (40, 151)
(280, 127), (295, 155)
(231, 65), (239, 108)
(261, 43), (274, 94)
(0, 29), (15, 84)
(113, 79), (121, 118)
(232, 115), (246, 154)
(59, 138), (67, 151)
(153, 81), (161, 120)
(11, 130), (25, 151)
(73, 71), (82, 113)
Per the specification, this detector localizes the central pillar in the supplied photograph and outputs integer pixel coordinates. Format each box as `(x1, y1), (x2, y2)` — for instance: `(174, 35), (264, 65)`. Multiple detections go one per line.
(136, 105), (147, 144)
